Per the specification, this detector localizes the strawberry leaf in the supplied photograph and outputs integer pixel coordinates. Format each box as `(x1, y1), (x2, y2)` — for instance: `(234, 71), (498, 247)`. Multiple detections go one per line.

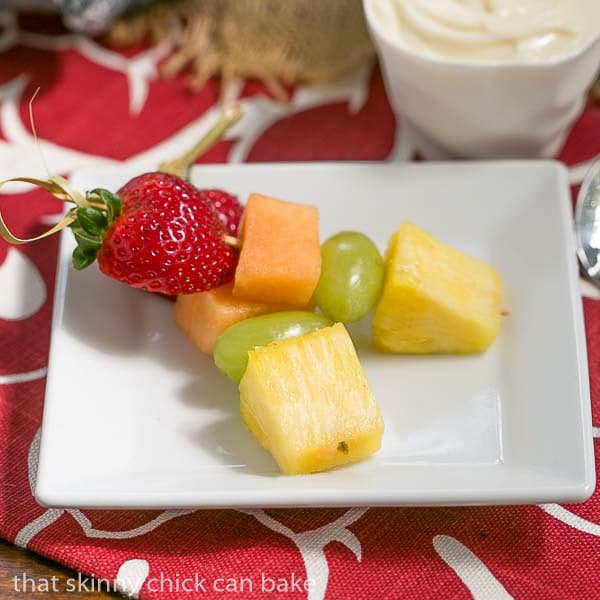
(77, 207), (106, 236)
(89, 189), (121, 223)
(72, 246), (97, 270)
(71, 225), (102, 254)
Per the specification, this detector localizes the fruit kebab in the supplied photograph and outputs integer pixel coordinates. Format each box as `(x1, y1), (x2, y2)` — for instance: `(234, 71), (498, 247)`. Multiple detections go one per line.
(0, 105), (244, 296)
(0, 118), (505, 476)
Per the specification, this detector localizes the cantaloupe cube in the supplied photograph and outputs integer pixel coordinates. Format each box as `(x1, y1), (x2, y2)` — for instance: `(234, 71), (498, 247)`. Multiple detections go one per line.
(175, 283), (289, 354)
(233, 193), (321, 307)
(372, 221), (503, 353)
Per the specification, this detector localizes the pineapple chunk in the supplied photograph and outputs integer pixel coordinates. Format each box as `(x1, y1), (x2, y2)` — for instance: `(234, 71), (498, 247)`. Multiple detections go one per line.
(239, 323), (383, 475)
(373, 221), (503, 353)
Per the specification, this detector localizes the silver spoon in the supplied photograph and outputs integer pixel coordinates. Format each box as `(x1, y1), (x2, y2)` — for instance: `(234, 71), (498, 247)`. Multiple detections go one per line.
(576, 159), (600, 286)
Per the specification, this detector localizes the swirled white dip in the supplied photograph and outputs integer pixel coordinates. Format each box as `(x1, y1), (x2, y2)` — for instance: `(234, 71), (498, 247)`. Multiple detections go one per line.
(371, 0), (600, 61)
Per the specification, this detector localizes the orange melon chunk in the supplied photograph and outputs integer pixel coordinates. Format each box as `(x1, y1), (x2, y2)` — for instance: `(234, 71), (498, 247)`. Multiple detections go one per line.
(232, 193), (321, 307)
(175, 283), (289, 354)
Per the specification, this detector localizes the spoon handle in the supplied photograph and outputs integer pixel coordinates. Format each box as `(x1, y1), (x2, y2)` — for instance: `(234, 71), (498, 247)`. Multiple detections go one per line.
(575, 159), (600, 283)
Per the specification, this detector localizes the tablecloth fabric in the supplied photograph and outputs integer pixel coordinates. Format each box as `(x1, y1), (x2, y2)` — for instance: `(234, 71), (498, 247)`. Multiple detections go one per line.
(1, 12), (600, 600)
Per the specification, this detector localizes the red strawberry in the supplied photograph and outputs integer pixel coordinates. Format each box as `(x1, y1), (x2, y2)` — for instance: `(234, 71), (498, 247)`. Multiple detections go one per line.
(70, 188), (238, 295)
(0, 107), (246, 295)
(117, 172), (201, 214)
(198, 189), (243, 237)
(118, 173), (243, 236)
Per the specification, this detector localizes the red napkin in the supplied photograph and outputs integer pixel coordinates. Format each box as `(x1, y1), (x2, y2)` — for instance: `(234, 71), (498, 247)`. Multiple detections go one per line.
(1, 13), (600, 600)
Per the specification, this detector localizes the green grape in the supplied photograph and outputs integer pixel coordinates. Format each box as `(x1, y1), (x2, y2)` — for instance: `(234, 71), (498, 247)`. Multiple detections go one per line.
(214, 311), (333, 383)
(314, 231), (384, 323)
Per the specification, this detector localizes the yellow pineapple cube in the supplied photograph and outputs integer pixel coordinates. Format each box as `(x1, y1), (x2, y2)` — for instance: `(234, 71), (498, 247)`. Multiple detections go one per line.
(239, 323), (383, 475)
(373, 221), (503, 353)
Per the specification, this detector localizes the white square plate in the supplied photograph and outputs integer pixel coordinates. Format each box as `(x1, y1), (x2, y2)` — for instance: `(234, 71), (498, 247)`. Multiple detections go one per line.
(36, 161), (595, 508)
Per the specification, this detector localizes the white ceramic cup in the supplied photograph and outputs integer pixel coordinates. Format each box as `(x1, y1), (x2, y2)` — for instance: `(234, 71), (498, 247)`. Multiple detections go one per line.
(363, 0), (600, 159)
